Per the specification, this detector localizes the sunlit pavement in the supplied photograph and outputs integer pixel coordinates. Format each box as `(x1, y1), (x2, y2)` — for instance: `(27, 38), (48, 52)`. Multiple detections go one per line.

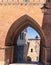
(10, 62), (43, 65)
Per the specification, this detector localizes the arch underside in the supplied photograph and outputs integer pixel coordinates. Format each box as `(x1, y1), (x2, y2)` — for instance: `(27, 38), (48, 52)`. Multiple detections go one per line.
(5, 15), (46, 64)
(5, 15), (45, 46)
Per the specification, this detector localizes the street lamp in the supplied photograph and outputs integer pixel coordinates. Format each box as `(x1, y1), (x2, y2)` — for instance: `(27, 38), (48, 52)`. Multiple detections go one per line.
(41, 4), (48, 13)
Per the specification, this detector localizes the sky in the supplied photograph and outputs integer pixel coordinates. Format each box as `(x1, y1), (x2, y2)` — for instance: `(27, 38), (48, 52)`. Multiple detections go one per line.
(27, 26), (40, 39)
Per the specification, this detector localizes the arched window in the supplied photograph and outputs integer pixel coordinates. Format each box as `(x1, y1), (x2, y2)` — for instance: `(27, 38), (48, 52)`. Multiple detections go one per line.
(27, 56), (31, 61)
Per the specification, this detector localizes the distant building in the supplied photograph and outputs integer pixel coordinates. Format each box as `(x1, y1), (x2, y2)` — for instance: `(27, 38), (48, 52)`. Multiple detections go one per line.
(17, 28), (40, 62)
(17, 28), (28, 45)
(17, 28), (28, 62)
(27, 39), (40, 62)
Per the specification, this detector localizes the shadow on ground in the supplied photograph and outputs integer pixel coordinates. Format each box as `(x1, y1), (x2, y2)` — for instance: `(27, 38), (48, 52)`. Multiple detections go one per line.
(10, 62), (43, 65)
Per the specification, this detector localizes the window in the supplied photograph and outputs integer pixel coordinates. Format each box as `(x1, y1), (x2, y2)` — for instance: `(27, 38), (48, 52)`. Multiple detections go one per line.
(20, 32), (24, 40)
(31, 49), (33, 52)
(20, 33), (22, 39)
(22, 33), (24, 39)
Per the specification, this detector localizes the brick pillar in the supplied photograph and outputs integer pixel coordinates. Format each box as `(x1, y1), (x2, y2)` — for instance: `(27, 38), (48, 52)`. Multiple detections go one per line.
(42, 23), (51, 65)
(5, 46), (14, 64)
(0, 46), (14, 65)
(0, 47), (5, 65)
(45, 47), (51, 65)
(39, 45), (46, 64)
(42, 8), (51, 65)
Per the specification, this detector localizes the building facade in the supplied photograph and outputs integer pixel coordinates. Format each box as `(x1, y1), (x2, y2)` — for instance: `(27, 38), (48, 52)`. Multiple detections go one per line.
(27, 39), (40, 62)
(16, 28), (28, 62)
(15, 28), (40, 63)
(0, 0), (51, 65)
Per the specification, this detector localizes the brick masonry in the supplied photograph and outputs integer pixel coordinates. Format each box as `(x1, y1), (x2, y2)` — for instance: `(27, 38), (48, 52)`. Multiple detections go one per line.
(0, 1), (51, 65)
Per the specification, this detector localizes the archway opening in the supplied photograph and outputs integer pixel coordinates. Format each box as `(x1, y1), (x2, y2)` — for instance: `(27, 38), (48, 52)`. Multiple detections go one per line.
(5, 15), (46, 64)
(13, 26), (41, 63)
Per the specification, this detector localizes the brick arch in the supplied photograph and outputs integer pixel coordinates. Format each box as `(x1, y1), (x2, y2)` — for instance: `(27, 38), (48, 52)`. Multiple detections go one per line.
(5, 15), (46, 46)
(5, 15), (46, 64)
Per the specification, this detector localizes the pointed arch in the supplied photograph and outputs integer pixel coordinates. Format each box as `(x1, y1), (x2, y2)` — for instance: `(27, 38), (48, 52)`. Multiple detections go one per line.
(5, 15), (46, 46)
(5, 14), (46, 64)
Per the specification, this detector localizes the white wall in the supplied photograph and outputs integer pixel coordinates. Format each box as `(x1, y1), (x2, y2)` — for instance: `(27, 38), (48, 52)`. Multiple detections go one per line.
(27, 39), (40, 61)
(17, 29), (28, 46)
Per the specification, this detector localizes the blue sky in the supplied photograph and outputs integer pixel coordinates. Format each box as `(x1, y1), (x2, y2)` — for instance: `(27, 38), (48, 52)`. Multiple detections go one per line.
(27, 26), (40, 39)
